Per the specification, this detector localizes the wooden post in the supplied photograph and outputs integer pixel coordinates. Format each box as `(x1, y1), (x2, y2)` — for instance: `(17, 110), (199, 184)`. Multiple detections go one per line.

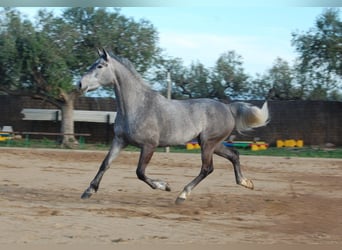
(166, 69), (171, 153)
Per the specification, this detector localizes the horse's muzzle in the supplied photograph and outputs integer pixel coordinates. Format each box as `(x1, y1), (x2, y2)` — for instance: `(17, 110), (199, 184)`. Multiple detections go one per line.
(78, 81), (82, 90)
(78, 81), (88, 93)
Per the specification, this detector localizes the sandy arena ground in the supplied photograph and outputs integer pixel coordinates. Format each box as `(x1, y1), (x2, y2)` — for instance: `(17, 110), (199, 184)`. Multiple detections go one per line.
(0, 147), (341, 246)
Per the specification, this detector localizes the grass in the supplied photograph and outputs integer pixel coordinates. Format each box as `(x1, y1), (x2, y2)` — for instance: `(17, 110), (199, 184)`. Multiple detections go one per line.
(1, 138), (341, 159)
(238, 146), (342, 158)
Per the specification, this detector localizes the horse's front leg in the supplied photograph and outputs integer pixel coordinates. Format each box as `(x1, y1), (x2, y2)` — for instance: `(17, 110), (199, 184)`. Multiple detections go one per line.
(81, 137), (127, 199)
(136, 145), (171, 192)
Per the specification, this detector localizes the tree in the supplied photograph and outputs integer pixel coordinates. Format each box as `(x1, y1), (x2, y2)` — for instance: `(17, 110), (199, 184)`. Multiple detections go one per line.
(0, 8), (79, 147)
(292, 8), (342, 100)
(250, 58), (303, 100)
(211, 51), (249, 100)
(178, 61), (212, 99)
(0, 7), (161, 147)
(153, 50), (249, 101)
(150, 55), (191, 99)
(62, 7), (160, 75)
(249, 73), (273, 100)
(150, 53), (216, 99)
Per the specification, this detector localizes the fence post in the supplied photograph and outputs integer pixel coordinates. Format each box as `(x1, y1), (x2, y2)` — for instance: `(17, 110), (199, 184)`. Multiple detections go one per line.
(165, 69), (172, 153)
(55, 111), (59, 123)
(79, 136), (85, 149)
(25, 134), (30, 147)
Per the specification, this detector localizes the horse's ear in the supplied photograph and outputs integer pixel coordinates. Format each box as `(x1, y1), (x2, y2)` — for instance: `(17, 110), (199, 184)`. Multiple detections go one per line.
(102, 48), (109, 61)
(97, 48), (103, 57)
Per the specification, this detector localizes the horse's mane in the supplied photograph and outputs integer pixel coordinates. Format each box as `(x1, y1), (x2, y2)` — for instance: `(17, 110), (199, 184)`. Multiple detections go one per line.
(108, 52), (156, 92)
(109, 52), (143, 80)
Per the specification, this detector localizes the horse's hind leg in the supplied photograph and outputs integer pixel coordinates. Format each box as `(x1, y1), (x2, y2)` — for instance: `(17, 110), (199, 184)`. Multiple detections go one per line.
(214, 143), (254, 190)
(176, 141), (215, 204)
(81, 137), (127, 199)
(136, 145), (171, 191)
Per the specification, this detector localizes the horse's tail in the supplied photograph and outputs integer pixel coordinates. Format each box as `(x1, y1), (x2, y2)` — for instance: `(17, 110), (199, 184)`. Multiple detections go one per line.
(229, 101), (269, 134)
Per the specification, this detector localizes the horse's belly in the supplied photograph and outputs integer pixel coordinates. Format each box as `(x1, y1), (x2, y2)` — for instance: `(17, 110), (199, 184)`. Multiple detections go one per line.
(158, 124), (200, 146)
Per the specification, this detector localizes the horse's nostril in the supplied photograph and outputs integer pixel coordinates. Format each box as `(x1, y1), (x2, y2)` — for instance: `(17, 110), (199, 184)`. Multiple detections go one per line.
(78, 81), (82, 90)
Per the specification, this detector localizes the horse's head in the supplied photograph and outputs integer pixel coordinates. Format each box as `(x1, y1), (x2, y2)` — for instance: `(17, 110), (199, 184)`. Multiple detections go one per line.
(79, 49), (114, 93)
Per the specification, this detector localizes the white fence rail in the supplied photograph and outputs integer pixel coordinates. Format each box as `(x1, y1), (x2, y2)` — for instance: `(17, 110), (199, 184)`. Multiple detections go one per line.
(21, 109), (117, 123)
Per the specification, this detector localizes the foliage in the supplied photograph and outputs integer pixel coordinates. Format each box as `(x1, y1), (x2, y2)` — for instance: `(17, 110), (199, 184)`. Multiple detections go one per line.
(1, 7), (340, 104)
(292, 8), (342, 100)
(248, 8), (342, 101)
(0, 8), (72, 102)
(250, 58), (303, 100)
(177, 61), (212, 99)
(212, 51), (249, 99)
(62, 7), (160, 75)
(153, 51), (249, 100)
(153, 8), (342, 101)
(0, 7), (162, 146)
(0, 7), (160, 103)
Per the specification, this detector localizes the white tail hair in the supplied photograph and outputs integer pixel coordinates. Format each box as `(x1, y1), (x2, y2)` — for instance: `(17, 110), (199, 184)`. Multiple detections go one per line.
(229, 101), (270, 134)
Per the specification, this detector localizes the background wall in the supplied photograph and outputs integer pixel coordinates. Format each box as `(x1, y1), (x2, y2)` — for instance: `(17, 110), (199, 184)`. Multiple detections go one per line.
(246, 100), (341, 146)
(1, 96), (341, 146)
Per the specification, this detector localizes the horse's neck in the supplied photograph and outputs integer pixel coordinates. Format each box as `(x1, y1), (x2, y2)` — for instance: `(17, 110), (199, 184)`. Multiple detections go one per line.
(112, 65), (156, 117)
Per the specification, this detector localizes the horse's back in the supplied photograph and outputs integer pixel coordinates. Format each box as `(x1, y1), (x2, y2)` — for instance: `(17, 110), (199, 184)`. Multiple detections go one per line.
(156, 98), (234, 146)
(117, 96), (234, 147)
(176, 98), (233, 124)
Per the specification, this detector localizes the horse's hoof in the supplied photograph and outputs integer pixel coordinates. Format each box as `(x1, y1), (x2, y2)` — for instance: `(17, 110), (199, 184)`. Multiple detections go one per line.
(175, 197), (186, 205)
(240, 178), (254, 190)
(81, 187), (94, 199)
(175, 190), (189, 204)
(81, 191), (92, 199)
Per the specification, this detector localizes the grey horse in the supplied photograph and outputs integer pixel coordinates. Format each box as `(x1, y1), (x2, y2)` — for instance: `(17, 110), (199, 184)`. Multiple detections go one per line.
(79, 49), (269, 204)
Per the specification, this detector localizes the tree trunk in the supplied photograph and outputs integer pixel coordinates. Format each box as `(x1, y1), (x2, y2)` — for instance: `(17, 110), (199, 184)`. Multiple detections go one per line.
(60, 90), (79, 148)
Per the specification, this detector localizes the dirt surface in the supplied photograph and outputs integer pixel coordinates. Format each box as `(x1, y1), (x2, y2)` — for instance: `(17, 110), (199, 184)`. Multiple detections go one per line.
(0, 147), (341, 245)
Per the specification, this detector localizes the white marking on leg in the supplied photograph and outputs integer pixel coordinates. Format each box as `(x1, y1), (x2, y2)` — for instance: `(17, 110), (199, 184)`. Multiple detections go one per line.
(175, 189), (191, 204)
(240, 178), (254, 190)
(178, 190), (189, 200)
(152, 180), (171, 191)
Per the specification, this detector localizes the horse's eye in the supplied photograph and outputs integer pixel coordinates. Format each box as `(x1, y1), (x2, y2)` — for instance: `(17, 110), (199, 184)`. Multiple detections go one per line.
(97, 63), (108, 69)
